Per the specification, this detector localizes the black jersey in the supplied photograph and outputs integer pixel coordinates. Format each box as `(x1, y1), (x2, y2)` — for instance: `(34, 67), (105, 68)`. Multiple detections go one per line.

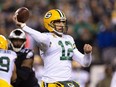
(14, 48), (40, 87)
(15, 48), (34, 68)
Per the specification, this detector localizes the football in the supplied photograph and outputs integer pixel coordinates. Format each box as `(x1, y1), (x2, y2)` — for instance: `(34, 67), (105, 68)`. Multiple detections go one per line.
(15, 7), (30, 23)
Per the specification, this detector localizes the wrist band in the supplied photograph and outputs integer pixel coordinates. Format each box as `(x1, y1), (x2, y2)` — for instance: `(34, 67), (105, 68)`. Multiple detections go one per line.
(21, 23), (26, 28)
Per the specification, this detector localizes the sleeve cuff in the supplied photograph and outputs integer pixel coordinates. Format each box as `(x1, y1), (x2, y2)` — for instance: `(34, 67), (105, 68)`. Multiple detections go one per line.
(21, 23), (26, 28)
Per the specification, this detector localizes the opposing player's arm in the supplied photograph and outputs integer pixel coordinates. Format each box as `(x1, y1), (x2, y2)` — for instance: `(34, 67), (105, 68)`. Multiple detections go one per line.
(21, 58), (33, 68)
(17, 49), (34, 80)
(11, 64), (17, 82)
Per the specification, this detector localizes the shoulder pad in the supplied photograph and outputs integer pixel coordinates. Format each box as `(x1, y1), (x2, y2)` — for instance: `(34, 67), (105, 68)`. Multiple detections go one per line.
(26, 51), (34, 59)
(20, 48), (32, 53)
(20, 48), (34, 59)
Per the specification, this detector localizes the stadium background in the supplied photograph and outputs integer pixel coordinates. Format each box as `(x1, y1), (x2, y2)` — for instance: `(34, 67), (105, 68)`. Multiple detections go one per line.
(0, 0), (116, 87)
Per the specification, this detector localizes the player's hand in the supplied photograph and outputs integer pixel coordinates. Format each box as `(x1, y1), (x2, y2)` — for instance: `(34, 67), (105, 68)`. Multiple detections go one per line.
(13, 14), (26, 28)
(83, 44), (92, 54)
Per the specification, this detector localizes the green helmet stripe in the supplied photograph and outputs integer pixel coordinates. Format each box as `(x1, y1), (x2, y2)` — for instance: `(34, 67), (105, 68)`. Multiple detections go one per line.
(55, 9), (64, 17)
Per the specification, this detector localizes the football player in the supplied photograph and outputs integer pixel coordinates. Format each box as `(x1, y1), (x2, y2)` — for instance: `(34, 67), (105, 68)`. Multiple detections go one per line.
(13, 9), (92, 87)
(8, 29), (40, 87)
(0, 35), (17, 87)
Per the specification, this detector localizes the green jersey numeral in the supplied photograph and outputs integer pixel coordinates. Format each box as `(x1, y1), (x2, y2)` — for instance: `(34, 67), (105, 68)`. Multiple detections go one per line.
(58, 41), (73, 60)
(0, 57), (10, 72)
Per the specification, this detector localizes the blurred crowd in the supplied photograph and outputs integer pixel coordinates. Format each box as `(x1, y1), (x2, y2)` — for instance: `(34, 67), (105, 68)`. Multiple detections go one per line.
(0, 0), (116, 87)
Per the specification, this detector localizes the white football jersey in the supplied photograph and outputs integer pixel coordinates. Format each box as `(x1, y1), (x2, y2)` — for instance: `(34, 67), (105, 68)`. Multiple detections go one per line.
(23, 26), (92, 83)
(0, 49), (17, 84)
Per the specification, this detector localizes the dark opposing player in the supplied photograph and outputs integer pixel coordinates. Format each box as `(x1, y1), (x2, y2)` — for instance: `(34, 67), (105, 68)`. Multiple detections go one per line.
(8, 29), (40, 87)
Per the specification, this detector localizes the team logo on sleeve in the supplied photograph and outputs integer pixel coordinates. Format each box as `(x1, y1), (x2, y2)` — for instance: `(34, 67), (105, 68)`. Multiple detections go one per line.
(67, 83), (75, 87)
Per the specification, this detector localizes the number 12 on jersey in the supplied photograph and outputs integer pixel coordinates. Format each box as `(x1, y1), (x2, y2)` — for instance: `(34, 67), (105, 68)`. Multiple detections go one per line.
(58, 41), (73, 60)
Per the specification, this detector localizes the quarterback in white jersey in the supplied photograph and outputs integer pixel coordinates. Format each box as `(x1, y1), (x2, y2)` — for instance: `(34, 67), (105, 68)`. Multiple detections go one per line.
(0, 35), (17, 87)
(13, 9), (92, 87)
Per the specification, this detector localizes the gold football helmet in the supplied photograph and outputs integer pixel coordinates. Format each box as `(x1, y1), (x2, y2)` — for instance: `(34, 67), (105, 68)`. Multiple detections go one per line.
(0, 35), (8, 50)
(44, 9), (67, 34)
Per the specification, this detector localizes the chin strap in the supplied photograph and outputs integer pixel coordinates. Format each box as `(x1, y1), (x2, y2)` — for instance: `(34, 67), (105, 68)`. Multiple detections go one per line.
(53, 28), (63, 35)
(10, 41), (26, 52)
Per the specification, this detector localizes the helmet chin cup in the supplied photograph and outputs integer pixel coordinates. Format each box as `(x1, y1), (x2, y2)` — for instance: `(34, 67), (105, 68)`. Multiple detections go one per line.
(10, 42), (26, 52)
(53, 29), (63, 36)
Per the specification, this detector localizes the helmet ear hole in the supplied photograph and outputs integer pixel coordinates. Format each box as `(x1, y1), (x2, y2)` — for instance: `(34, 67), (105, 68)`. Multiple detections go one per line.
(49, 21), (55, 28)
